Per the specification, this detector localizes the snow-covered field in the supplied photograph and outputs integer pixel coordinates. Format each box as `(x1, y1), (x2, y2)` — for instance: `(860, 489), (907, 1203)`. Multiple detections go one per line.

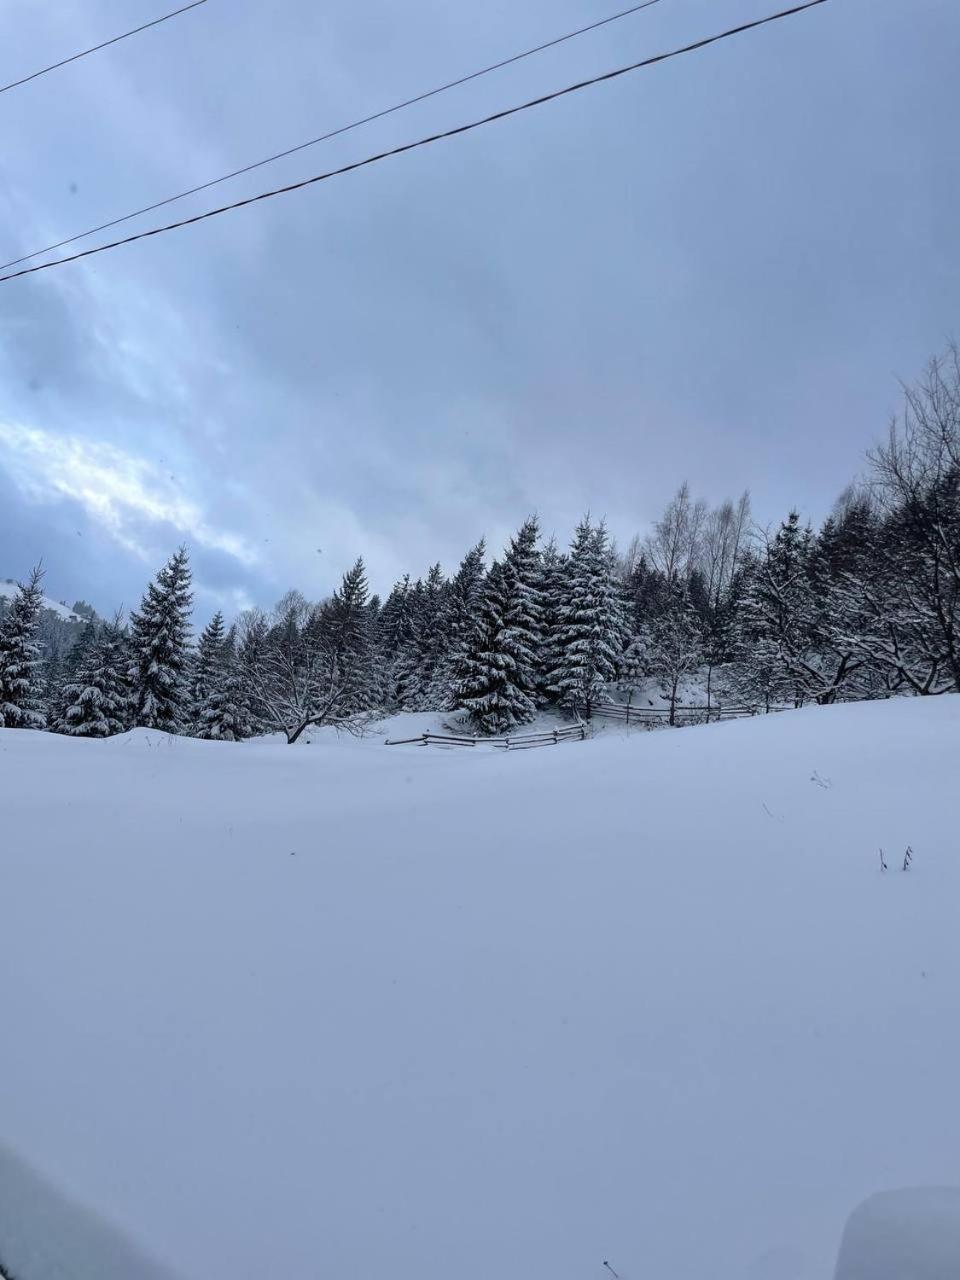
(1, 697), (959, 1279)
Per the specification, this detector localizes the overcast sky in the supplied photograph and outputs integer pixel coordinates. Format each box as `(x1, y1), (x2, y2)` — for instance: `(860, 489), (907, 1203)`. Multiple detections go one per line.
(1, 0), (957, 619)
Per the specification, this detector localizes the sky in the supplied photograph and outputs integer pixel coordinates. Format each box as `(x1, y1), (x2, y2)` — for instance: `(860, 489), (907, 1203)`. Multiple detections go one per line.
(1, 0), (958, 621)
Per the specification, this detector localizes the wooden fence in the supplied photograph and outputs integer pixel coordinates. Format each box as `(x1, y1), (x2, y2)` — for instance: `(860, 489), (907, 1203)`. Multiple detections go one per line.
(573, 702), (761, 726)
(385, 724), (588, 750)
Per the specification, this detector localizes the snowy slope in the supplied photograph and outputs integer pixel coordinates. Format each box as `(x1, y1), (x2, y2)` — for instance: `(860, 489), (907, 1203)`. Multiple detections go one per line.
(0, 1143), (180, 1280)
(0, 578), (83, 622)
(1, 698), (959, 1280)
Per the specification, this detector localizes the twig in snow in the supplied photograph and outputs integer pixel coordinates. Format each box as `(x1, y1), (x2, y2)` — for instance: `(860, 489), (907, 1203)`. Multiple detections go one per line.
(603, 1263), (621, 1279)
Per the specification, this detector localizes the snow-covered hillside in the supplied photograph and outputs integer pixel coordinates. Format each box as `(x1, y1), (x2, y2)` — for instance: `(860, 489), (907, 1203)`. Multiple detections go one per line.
(0, 578), (83, 623)
(1, 698), (959, 1280)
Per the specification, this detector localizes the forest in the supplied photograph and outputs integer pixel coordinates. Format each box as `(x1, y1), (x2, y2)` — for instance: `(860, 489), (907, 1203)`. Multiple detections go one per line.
(1, 347), (958, 741)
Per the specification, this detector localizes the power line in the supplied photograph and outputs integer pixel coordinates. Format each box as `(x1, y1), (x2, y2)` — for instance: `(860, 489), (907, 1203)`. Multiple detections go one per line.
(0, 0), (830, 286)
(2, 0), (668, 272)
(0, 1), (209, 97)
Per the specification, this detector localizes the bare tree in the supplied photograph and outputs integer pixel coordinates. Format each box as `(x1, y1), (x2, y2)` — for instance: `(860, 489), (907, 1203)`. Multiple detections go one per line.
(249, 633), (371, 745)
(702, 490), (752, 609)
(867, 345), (960, 691)
(646, 481), (707, 583)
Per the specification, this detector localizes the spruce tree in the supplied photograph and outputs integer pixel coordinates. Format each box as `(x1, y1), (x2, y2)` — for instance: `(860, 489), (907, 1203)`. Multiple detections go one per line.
(394, 568), (448, 709)
(500, 516), (545, 705)
(191, 611), (226, 725)
(428, 539), (486, 709)
(129, 547), (193, 732)
(454, 557), (538, 735)
(377, 575), (415, 707)
(547, 518), (625, 714)
(47, 619), (96, 730)
(0, 566), (47, 730)
(59, 623), (128, 737)
(235, 610), (269, 732)
(536, 535), (567, 703)
(324, 557), (378, 713)
(197, 629), (249, 741)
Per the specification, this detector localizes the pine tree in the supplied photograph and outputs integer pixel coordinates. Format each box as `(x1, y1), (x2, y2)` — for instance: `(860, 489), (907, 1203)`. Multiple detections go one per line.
(740, 511), (862, 706)
(537, 536), (568, 703)
(323, 558), (378, 714)
(424, 539), (487, 710)
(0, 566), (47, 730)
(59, 623), (128, 737)
(394, 566), (448, 709)
(191, 611), (226, 726)
(546, 518), (625, 714)
(129, 547), (193, 732)
(454, 559), (538, 734)
(377, 575), (415, 707)
(500, 517), (545, 705)
(197, 629), (249, 741)
(46, 619), (95, 730)
(451, 518), (548, 733)
(235, 610), (270, 733)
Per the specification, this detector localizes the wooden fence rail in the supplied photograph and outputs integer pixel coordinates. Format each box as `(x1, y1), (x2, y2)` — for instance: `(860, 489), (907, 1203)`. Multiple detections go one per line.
(385, 725), (587, 749)
(573, 703), (761, 726)
(385, 706), (775, 749)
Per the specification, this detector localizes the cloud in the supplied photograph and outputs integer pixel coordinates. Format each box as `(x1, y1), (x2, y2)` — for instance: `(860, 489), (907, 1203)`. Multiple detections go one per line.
(0, 421), (259, 567)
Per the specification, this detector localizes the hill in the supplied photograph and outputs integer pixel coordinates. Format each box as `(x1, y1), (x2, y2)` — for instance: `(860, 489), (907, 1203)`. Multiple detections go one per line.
(0, 578), (85, 624)
(1, 698), (958, 1279)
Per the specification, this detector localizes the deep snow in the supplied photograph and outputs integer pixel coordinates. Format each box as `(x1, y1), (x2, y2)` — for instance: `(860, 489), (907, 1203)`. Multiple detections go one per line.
(1, 697), (959, 1280)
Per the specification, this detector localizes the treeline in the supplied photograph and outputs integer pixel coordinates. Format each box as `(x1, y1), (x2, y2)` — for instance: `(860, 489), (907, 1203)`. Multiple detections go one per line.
(0, 347), (957, 741)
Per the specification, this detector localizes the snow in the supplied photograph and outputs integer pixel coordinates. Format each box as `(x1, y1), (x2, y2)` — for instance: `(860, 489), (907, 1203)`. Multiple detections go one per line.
(834, 1188), (960, 1278)
(0, 1143), (178, 1280)
(1, 696), (959, 1279)
(0, 579), (83, 623)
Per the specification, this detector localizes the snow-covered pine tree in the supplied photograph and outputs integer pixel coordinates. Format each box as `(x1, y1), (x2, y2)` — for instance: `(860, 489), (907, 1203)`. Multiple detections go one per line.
(0, 565), (47, 730)
(546, 518), (625, 715)
(740, 511), (852, 707)
(191, 611), (226, 724)
(394, 565), (447, 709)
(197, 628), (249, 741)
(426, 539), (486, 709)
(617, 628), (650, 704)
(59, 622), (129, 737)
(452, 518), (547, 733)
(376, 574), (414, 707)
(364, 593), (386, 707)
(323, 557), (378, 714)
(537, 536), (568, 703)
(129, 546), (193, 732)
(500, 516), (545, 705)
(46, 617), (96, 730)
(454, 559), (537, 734)
(235, 609), (270, 733)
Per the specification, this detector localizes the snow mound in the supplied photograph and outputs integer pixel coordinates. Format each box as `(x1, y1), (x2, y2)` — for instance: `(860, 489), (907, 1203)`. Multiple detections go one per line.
(834, 1188), (960, 1278)
(0, 1142), (181, 1280)
(1, 696), (959, 1280)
